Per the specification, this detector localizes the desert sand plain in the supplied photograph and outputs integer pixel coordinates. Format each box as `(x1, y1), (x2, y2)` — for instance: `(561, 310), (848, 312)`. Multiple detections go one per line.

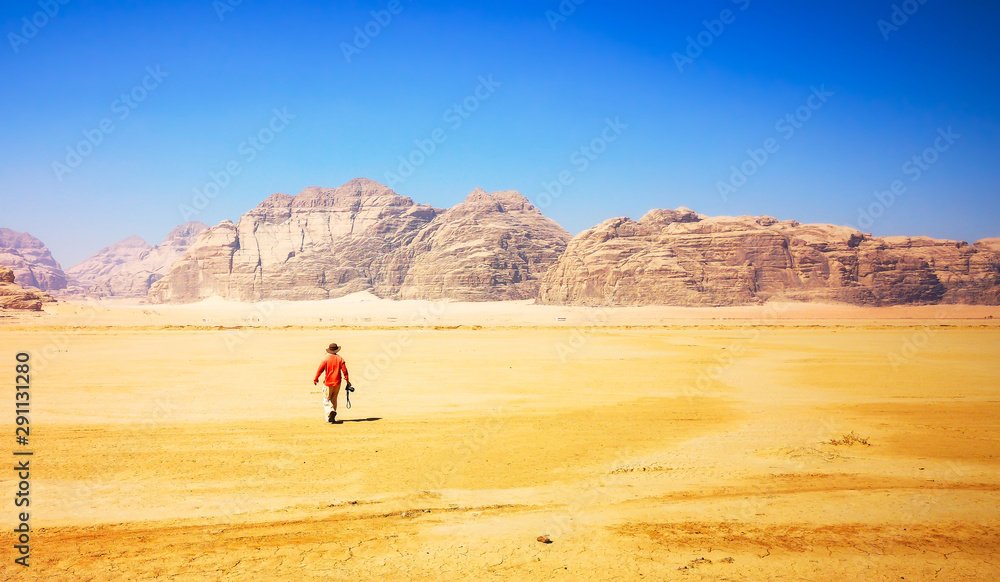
(2, 296), (999, 581)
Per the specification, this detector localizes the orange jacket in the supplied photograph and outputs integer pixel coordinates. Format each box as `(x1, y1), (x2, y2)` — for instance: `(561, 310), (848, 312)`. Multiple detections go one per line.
(315, 354), (349, 386)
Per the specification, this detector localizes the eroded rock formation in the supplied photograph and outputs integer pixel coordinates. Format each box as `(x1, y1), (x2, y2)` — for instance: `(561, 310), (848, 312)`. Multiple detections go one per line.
(149, 179), (571, 303)
(0, 266), (53, 310)
(0, 228), (68, 291)
(66, 222), (208, 297)
(538, 208), (1000, 306)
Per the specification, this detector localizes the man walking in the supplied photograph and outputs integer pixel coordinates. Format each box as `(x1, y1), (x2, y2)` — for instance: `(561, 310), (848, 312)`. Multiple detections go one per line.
(314, 343), (351, 424)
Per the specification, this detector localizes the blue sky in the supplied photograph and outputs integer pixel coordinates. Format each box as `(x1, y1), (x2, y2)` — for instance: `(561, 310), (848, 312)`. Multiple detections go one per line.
(1, 0), (998, 266)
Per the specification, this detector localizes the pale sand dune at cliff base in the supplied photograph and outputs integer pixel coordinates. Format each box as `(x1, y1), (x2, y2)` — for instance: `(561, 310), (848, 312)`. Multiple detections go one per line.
(5, 294), (1000, 328)
(1, 303), (998, 581)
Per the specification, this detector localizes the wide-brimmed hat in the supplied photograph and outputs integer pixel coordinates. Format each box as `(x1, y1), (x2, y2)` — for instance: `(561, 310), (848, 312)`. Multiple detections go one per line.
(326, 343), (341, 354)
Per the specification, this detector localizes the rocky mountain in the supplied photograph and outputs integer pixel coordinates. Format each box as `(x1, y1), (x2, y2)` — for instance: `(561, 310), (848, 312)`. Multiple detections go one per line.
(0, 266), (53, 310)
(538, 208), (1000, 307)
(66, 222), (207, 297)
(977, 238), (1000, 253)
(393, 189), (572, 301)
(0, 228), (68, 291)
(149, 179), (571, 303)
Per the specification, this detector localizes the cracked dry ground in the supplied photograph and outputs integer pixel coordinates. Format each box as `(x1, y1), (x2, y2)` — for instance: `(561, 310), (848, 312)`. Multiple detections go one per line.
(2, 325), (999, 581)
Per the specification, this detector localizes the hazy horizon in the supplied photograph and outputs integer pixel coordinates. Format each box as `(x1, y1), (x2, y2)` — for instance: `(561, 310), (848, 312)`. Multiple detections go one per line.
(6, 175), (999, 272)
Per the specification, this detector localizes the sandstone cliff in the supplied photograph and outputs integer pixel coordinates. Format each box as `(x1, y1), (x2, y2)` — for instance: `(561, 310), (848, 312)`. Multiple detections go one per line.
(149, 179), (571, 303)
(0, 266), (54, 310)
(0, 228), (68, 291)
(392, 189), (572, 301)
(66, 222), (207, 297)
(538, 208), (1000, 307)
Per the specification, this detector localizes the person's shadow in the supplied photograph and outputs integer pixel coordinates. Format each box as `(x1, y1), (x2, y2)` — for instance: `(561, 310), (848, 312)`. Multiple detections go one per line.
(338, 417), (382, 423)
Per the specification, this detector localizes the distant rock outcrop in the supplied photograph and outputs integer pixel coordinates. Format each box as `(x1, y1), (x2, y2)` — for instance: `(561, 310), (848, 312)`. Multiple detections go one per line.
(0, 266), (53, 310)
(0, 228), (68, 291)
(149, 179), (571, 303)
(976, 238), (1000, 254)
(539, 208), (1000, 307)
(66, 222), (207, 297)
(392, 188), (572, 301)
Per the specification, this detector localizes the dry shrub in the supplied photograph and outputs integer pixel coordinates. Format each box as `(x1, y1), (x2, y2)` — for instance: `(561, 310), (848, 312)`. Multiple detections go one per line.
(827, 432), (871, 446)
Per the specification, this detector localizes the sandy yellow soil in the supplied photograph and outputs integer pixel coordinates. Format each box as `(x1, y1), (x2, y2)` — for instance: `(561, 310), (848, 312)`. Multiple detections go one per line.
(1, 301), (999, 580)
